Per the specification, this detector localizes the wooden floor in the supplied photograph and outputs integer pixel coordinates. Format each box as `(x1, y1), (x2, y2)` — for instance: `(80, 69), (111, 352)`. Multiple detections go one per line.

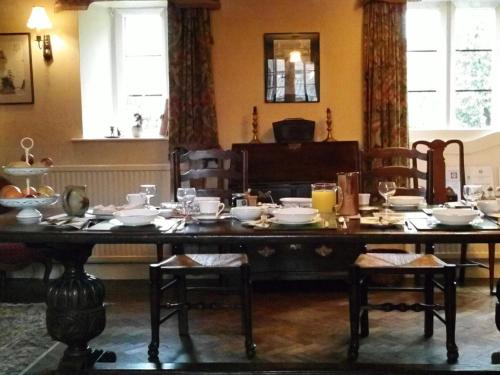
(25, 279), (500, 374)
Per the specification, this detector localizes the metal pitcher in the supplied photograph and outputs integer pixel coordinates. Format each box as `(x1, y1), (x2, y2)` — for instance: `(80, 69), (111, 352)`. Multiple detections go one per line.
(337, 172), (359, 216)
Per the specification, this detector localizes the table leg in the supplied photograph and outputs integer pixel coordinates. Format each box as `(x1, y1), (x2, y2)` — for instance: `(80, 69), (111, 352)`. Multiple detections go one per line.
(46, 244), (115, 374)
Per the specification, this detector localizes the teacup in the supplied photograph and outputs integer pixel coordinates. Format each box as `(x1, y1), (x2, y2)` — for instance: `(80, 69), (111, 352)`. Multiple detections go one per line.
(358, 193), (371, 206)
(126, 193), (146, 206)
(198, 200), (225, 216)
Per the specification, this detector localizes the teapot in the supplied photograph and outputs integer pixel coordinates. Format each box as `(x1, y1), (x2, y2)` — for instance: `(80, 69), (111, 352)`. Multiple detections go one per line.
(62, 185), (89, 217)
(337, 172), (359, 216)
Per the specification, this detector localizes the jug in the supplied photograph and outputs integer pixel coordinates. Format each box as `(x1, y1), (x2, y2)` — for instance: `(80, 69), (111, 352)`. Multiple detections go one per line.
(337, 172), (359, 216)
(311, 182), (343, 214)
(62, 185), (89, 217)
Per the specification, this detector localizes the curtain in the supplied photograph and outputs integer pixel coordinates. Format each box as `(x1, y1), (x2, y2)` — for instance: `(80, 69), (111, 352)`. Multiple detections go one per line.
(167, 2), (219, 151)
(362, 0), (408, 150)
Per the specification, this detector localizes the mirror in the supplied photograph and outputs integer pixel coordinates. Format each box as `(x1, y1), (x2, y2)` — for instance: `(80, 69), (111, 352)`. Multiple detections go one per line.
(264, 32), (320, 103)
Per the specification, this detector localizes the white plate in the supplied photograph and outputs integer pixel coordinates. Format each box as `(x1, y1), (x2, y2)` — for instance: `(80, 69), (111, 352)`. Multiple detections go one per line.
(280, 197), (312, 208)
(87, 209), (115, 219)
(389, 196), (424, 206)
(193, 214), (230, 223)
(0, 195), (59, 208)
(269, 216), (321, 225)
(272, 207), (319, 224)
(2, 166), (51, 176)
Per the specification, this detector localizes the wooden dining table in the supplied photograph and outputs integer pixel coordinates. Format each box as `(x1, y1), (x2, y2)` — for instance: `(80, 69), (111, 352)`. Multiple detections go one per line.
(1, 211), (499, 374)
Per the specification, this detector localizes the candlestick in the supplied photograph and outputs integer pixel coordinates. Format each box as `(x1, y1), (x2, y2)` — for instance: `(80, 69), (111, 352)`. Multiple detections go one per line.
(250, 106), (261, 143)
(324, 107), (336, 142)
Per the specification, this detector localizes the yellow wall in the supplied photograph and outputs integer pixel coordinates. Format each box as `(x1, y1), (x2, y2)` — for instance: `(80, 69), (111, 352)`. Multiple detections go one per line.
(0, 0), (363, 166)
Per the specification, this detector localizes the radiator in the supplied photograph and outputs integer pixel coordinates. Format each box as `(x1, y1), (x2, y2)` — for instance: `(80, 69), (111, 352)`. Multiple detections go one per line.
(44, 164), (171, 263)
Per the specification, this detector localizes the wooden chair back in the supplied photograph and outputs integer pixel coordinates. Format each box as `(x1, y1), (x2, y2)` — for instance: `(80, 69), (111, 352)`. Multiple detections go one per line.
(412, 139), (465, 205)
(361, 147), (434, 204)
(170, 148), (248, 205)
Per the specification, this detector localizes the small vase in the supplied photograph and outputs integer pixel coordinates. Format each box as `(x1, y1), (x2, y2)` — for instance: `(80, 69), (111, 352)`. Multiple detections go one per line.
(62, 185), (89, 217)
(132, 126), (142, 138)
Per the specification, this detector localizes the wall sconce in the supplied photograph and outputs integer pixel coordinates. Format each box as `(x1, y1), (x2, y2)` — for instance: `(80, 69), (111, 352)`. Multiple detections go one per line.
(27, 6), (53, 62)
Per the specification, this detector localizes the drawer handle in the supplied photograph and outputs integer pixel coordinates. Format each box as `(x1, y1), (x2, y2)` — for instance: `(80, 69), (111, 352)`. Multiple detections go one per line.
(289, 244), (302, 251)
(315, 245), (333, 257)
(257, 246), (276, 257)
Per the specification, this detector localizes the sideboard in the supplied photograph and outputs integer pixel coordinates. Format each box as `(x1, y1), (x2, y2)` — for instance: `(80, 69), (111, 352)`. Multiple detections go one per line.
(231, 141), (362, 280)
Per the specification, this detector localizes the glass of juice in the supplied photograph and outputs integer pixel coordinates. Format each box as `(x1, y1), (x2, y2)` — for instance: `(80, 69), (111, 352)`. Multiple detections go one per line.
(311, 182), (343, 214)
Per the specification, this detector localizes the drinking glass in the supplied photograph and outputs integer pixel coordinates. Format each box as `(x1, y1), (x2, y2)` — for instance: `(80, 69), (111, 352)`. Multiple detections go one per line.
(177, 187), (196, 216)
(140, 184), (156, 208)
(378, 181), (397, 210)
(463, 184), (483, 208)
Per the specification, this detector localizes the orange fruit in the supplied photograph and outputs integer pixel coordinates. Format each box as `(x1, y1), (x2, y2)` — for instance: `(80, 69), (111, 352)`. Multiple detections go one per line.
(0, 185), (23, 199)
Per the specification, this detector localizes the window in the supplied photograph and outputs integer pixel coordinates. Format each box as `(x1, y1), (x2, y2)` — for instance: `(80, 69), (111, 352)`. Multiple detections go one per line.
(406, 1), (499, 130)
(79, 2), (168, 139)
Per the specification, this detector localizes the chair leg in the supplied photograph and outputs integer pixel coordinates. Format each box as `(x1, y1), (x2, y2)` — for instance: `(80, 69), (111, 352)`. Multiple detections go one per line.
(360, 275), (369, 338)
(41, 257), (52, 285)
(348, 266), (361, 361)
(156, 243), (164, 262)
(148, 266), (161, 361)
(444, 266), (459, 363)
(424, 273), (434, 338)
(177, 275), (189, 336)
(241, 264), (256, 358)
(459, 243), (467, 285)
(0, 270), (6, 301)
(489, 243), (496, 296)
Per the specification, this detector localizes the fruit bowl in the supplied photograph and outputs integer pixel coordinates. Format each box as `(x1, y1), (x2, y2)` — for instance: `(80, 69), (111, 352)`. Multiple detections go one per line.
(0, 195), (59, 224)
(2, 166), (51, 176)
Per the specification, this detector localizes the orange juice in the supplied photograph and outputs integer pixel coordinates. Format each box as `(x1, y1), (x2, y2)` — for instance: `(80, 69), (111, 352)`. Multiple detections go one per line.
(312, 189), (336, 213)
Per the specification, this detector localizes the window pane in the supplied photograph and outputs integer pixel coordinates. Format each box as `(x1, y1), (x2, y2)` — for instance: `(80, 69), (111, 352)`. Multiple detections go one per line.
(454, 91), (492, 128)
(407, 51), (440, 91)
(124, 14), (164, 56)
(124, 56), (166, 95)
(408, 92), (442, 129)
(407, 9), (441, 51)
(454, 51), (492, 90)
(454, 8), (495, 50)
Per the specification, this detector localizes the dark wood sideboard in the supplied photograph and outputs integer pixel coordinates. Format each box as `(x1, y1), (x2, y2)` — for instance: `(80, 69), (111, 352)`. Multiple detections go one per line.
(231, 141), (362, 280)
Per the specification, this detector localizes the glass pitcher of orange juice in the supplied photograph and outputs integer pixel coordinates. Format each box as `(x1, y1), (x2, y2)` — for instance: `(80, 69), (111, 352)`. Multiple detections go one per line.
(311, 182), (343, 214)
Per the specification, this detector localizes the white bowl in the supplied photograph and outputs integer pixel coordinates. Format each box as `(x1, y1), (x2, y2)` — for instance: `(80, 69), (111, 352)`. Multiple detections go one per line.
(432, 208), (479, 226)
(231, 206), (262, 221)
(113, 208), (159, 226)
(389, 195), (424, 206)
(477, 200), (498, 215)
(280, 197), (312, 208)
(272, 207), (319, 224)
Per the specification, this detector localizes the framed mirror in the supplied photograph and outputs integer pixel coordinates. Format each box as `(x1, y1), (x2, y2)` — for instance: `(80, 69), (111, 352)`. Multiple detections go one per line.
(264, 32), (319, 103)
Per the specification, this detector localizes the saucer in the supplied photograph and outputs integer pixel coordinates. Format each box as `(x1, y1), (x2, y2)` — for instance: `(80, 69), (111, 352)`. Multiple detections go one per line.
(269, 216), (321, 226)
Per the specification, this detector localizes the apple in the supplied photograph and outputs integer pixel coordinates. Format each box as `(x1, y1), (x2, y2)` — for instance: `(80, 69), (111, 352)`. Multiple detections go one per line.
(20, 153), (35, 165)
(22, 187), (37, 197)
(38, 185), (55, 197)
(40, 157), (54, 167)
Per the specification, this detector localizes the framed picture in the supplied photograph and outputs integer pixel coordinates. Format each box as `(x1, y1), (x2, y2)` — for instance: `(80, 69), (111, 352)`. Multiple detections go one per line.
(0, 33), (34, 105)
(264, 32), (320, 103)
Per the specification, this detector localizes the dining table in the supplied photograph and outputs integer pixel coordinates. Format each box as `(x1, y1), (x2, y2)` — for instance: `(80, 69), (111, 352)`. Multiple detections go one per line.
(1, 209), (500, 374)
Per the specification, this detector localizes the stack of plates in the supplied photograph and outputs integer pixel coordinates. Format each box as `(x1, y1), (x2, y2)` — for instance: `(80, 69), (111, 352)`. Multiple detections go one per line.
(388, 196), (424, 209)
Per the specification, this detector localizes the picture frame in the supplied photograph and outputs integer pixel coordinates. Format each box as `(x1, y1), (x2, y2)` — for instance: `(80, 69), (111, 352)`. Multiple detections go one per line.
(264, 32), (320, 103)
(0, 33), (34, 105)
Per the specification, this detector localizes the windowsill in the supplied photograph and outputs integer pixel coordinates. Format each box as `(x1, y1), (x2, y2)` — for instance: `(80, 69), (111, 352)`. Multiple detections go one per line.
(71, 137), (168, 143)
(409, 128), (499, 143)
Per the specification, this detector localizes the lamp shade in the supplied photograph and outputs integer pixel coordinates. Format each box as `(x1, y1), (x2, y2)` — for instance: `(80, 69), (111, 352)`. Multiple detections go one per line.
(27, 7), (52, 30)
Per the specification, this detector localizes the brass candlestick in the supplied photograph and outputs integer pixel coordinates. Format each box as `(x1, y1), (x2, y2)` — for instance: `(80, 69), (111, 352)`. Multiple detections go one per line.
(323, 107), (336, 142)
(250, 106), (261, 143)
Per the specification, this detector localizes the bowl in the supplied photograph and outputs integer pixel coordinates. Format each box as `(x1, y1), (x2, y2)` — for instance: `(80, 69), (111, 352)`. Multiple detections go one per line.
(477, 200), (499, 215)
(230, 206), (262, 221)
(113, 208), (159, 226)
(389, 195), (424, 206)
(432, 208), (479, 226)
(280, 197), (312, 208)
(272, 207), (319, 224)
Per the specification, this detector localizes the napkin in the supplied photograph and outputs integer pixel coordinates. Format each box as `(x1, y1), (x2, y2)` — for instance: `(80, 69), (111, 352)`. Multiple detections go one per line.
(43, 214), (91, 230)
(360, 216), (404, 227)
(92, 203), (144, 215)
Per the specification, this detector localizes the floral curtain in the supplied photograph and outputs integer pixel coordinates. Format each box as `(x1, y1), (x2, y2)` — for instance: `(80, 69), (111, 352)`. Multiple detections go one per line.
(168, 2), (219, 151)
(362, 0), (408, 150)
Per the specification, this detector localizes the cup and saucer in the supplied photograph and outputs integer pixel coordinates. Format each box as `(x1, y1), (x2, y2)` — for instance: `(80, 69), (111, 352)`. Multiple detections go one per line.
(192, 199), (225, 223)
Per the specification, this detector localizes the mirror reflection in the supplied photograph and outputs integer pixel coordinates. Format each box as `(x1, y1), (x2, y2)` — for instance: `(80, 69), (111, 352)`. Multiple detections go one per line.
(264, 32), (320, 103)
